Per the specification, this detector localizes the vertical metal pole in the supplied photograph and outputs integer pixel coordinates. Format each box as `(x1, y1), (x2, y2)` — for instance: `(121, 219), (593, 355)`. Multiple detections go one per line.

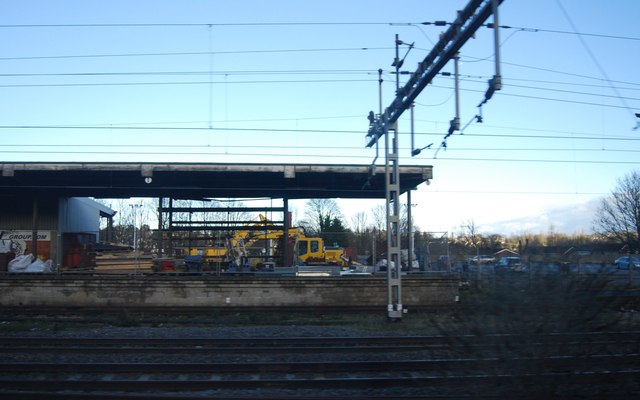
(385, 120), (402, 320)
(370, 68), (382, 272)
(31, 197), (38, 259)
(492, 0), (501, 77)
(108, 215), (114, 243)
(454, 53), (460, 125)
(491, 0), (502, 89)
(283, 197), (289, 268)
(188, 208), (192, 256)
(132, 205), (137, 252)
(407, 190), (414, 271)
(407, 103), (416, 271)
(157, 197), (163, 257)
(446, 233), (451, 273)
(385, 34), (403, 320)
(378, 68), (383, 115)
(371, 228), (376, 271)
(410, 103), (415, 155)
(168, 198), (174, 257)
(56, 199), (63, 273)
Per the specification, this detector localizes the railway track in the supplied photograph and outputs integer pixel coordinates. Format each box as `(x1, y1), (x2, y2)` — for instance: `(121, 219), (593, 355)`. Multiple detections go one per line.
(0, 333), (639, 399)
(1, 332), (638, 353)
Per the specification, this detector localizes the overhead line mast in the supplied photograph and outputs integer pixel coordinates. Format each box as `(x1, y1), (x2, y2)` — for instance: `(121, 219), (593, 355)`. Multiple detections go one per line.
(366, 0), (504, 320)
(366, 0), (503, 148)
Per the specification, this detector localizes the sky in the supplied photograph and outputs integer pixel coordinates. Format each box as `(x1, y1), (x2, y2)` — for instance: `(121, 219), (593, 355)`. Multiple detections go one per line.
(0, 0), (638, 236)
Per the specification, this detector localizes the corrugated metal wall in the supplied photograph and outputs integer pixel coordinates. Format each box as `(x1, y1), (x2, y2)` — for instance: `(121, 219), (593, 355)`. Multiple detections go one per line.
(0, 195), (58, 230)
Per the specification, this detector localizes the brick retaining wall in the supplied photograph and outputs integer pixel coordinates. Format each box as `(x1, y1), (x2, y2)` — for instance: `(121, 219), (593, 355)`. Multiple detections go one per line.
(0, 275), (459, 309)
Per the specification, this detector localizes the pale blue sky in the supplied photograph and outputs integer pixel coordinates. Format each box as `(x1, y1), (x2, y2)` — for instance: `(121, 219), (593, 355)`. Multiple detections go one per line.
(1, 1), (638, 235)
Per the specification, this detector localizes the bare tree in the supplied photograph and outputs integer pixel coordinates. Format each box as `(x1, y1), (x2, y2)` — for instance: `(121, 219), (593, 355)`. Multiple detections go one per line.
(365, 204), (388, 262)
(370, 204), (386, 233)
(460, 219), (481, 255)
(349, 211), (370, 257)
(114, 199), (135, 245)
(594, 170), (640, 252)
(350, 211), (368, 234)
(298, 198), (342, 235)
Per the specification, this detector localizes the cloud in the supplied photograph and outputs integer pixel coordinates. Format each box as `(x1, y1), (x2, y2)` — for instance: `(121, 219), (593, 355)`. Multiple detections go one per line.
(484, 197), (601, 235)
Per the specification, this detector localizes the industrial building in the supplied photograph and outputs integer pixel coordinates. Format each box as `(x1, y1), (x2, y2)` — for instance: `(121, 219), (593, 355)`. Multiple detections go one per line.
(0, 162), (432, 272)
(0, 196), (114, 271)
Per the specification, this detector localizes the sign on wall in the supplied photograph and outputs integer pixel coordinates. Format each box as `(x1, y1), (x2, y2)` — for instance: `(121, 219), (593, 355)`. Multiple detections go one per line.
(0, 230), (52, 259)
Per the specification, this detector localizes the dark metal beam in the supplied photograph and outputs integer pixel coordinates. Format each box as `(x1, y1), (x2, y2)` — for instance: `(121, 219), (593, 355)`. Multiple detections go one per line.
(366, 0), (504, 147)
(159, 207), (286, 213)
(166, 225), (285, 232)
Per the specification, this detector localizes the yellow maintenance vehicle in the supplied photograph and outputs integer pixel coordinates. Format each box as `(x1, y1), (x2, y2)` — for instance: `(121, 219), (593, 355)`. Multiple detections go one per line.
(188, 215), (347, 271)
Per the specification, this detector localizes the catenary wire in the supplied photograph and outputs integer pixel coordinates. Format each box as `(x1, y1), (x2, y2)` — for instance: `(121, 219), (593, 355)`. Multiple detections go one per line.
(1, 125), (640, 143)
(3, 143), (639, 155)
(1, 20), (637, 42)
(0, 47), (392, 61)
(0, 124), (640, 141)
(0, 69), (378, 77)
(0, 22), (420, 28)
(0, 78), (375, 88)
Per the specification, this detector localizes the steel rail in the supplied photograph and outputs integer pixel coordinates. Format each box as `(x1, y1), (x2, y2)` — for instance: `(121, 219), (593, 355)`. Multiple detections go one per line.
(2, 330), (638, 346)
(1, 334), (637, 355)
(0, 370), (638, 391)
(0, 392), (464, 400)
(1, 353), (639, 373)
(0, 344), (440, 354)
(0, 336), (453, 346)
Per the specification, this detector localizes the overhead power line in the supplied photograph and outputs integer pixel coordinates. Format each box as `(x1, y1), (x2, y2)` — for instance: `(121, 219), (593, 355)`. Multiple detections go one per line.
(0, 69), (377, 77)
(3, 143), (639, 155)
(2, 124), (640, 143)
(0, 22), (418, 28)
(1, 20), (637, 42)
(0, 47), (391, 61)
(0, 78), (374, 88)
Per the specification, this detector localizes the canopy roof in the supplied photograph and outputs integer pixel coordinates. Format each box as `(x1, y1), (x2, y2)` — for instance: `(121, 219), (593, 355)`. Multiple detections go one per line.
(0, 162), (433, 199)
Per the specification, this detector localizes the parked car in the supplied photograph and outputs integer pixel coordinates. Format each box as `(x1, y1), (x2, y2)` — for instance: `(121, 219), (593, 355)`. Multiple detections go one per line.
(495, 256), (525, 272)
(469, 255), (496, 265)
(613, 256), (640, 270)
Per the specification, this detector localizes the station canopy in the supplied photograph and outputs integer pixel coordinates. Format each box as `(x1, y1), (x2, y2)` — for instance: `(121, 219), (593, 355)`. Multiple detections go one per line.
(0, 162), (433, 199)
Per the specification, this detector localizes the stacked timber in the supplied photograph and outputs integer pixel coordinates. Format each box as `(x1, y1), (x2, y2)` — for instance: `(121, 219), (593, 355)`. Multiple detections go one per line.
(94, 251), (154, 274)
